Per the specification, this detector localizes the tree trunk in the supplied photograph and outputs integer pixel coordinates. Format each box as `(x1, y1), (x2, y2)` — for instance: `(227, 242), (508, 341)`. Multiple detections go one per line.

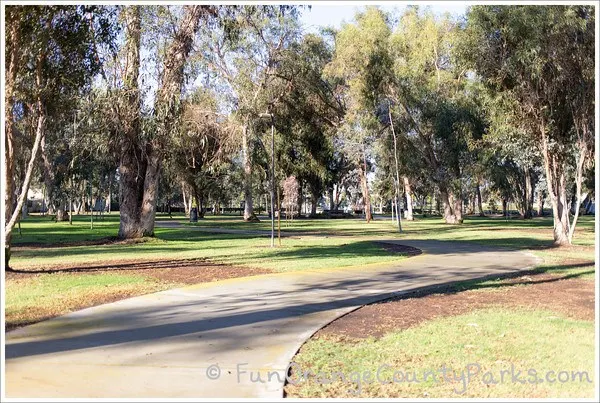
(540, 124), (570, 245)
(39, 135), (57, 214)
(142, 5), (204, 232)
(198, 194), (205, 219)
(56, 206), (67, 222)
(537, 188), (545, 216)
(181, 182), (189, 217)
(439, 186), (461, 224)
(21, 201), (29, 219)
(502, 198), (508, 217)
(328, 187), (335, 211)
(403, 176), (414, 220)
(476, 181), (485, 216)
(334, 184), (342, 210)
(107, 176), (112, 214)
(388, 105), (402, 231)
(296, 181), (303, 217)
(310, 193), (318, 217)
(242, 123), (258, 221)
(118, 6), (144, 239)
(118, 6), (205, 237)
(522, 166), (533, 219)
(568, 145), (587, 243)
(5, 90), (47, 268)
(4, 15), (19, 255)
(359, 152), (372, 223)
(440, 189), (456, 224)
(453, 193), (463, 223)
(118, 140), (146, 236)
(140, 152), (161, 235)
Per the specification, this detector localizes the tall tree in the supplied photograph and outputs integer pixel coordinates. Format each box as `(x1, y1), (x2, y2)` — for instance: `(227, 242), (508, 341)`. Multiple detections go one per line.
(387, 7), (482, 224)
(201, 6), (302, 221)
(326, 7), (393, 223)
(115, 5), (212, 238)
(4, 5), (115, 267)
(464, 5), (595, 244)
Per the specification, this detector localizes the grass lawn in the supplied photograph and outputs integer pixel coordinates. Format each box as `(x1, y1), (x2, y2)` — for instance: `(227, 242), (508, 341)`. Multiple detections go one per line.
(287, 308), (594, 398)
(10, 213), (595, 271)
(10, 216), (406, 272)
(5, 272), (169, 330)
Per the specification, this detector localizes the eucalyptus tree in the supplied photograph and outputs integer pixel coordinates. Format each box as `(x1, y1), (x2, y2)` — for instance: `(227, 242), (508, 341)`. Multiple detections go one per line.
(102, 5), (214, 238)
(199, 6), (302, 221)
(269, 33), (345, 217)
(480, 93), (542, 219)
(169, 88), (235, 217)
(463, 5), (595, 244)
(386, 7), (485, 224)
(325, 6), (394, 222)
(4, 5), (116, 267)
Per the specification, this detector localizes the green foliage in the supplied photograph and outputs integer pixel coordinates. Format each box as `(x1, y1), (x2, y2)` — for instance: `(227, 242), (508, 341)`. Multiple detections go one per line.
(463, 4), (594, 162)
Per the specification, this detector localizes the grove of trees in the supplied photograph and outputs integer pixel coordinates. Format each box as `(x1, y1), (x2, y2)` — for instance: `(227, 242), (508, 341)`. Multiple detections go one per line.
(3, 5), (595, 267)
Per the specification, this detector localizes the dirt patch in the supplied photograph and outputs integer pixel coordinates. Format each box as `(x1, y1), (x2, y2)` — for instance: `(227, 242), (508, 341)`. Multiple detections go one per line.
(375, 242), (422, 256)
(127, 262), (272, 284)
(5, 257), (270, 277)
(315, 266), (595, 341)
(5, 258), (271, 283)
(12, 236), (159, 250)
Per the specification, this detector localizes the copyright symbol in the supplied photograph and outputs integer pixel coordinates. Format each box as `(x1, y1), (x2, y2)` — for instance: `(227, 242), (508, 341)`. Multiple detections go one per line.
(206, 364), (221, 380)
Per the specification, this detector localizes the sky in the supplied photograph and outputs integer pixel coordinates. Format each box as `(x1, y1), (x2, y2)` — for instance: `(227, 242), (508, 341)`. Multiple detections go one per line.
(299, 2), (468, 32)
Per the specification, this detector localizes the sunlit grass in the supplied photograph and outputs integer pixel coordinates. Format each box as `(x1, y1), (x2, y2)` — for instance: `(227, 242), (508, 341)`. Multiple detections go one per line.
(288, 308), (595, 398)
(11, 213), (594, 272)
(5, 272), (169, 330)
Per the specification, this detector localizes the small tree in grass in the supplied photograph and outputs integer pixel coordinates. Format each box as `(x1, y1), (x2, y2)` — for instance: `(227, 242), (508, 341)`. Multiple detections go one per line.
(282, 176), (299, 222)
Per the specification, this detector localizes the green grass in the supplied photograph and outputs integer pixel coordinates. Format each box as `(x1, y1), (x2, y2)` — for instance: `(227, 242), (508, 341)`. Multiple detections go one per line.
(11, 214), (594, 273)
(5, 272), (169, 329)
(12, 214), (121, 244)
(11, 231), (404, 272)
(287, 308), (595, 398)
(184, 213), (595, 247)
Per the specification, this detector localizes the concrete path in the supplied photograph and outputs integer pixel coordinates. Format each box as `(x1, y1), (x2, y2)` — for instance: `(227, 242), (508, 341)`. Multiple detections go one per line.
(5, 240), (540, 398)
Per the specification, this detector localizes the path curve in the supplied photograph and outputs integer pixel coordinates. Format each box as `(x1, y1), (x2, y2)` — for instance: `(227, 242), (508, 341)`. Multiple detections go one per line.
(5, 239), (540, 398)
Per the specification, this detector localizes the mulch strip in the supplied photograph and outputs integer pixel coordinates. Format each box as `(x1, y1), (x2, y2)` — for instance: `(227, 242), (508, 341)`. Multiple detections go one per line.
(375, 242), (423, 256)
(316, 265), (595, 341)
(5, 258), (272, 284)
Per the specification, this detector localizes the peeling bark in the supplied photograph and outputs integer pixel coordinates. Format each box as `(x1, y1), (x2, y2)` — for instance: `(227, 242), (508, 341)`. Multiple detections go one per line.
(359, 152), (372, 223)
(540, 123), (570, 245)
(242, 123), (258, 221)
(403, 176), (414, 220)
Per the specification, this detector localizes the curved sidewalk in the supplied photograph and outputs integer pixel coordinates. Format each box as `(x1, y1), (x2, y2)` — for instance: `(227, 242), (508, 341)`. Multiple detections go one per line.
(5, 240), (540, 398)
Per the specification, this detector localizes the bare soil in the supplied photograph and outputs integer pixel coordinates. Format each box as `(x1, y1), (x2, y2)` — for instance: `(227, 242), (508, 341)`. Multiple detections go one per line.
(12, 236), (156, 250)
(375, 242), (423, 256)
(5, 258), (272, 282)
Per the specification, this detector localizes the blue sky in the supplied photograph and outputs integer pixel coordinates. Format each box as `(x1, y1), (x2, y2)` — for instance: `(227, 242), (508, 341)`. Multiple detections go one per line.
(299, 3), (468, 32)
